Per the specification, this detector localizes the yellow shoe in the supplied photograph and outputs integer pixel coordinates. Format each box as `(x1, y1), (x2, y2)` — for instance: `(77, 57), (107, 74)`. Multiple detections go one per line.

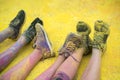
(93, 20), (110, 53)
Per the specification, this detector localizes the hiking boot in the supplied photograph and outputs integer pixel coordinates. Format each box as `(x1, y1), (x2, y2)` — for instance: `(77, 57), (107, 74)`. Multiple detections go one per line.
(59, 33), (82, 58)
(9, 10), (25, 39)
(23, 18), (43, 43)
(76, 21), (92, 55)
(93, 20), (110, 53)
(33, 23), (55, 59)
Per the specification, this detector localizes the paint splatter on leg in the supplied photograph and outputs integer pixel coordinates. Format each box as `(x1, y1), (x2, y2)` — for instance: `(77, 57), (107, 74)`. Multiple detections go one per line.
(0, 49), (42, 80)
(52, 72), (70, 80)
(0, 36), (27, 71)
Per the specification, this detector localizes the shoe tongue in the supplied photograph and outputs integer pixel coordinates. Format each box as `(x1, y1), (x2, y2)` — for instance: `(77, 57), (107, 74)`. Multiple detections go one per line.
(77, 25), (88, 32)
(95, 25), (108, 32)
(11, 19), (20, 26)
(101, 25), (109, 32)
(95, 20), (108, 32)
(95, 25), (102, 32)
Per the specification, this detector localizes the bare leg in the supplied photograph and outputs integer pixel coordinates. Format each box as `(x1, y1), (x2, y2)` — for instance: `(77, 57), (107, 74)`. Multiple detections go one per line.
(0, 27), (14, 43)
(81, 48), (101, 80)
(35, 55), (65, 80)
(0, 49), (43, 80)
(52, 48), (85, 80)
(0, 35), (27, 71)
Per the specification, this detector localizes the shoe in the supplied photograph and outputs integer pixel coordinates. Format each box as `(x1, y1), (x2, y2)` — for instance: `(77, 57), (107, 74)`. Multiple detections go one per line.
(76, 21), (92, 55)
(33, 23), (55, 59)
(23, 18), (43, 43)
(59, 33), (82, 58)
(93, 20), (110, 53)
(9, 10), (25, 39)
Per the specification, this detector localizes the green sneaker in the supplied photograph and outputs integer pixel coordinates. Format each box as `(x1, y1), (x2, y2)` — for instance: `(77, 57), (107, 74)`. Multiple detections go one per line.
(9, 10), (25, 39)
(76, 21), (92, 55)
(33, 23), (55, 59)
(93, 20), (110, 53)
(23, 18), (43, 43)
(59, 33), (82, 58)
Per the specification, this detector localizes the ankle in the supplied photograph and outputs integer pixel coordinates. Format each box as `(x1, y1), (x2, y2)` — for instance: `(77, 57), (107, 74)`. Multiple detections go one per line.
(92, 48), (102, 56)
(75, 48), (85, 55)
(34, 49), (42, 54)
(17, 35), (28, 44)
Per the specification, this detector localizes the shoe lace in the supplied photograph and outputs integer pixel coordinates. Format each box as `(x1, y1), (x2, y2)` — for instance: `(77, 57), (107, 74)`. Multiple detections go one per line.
(66, 36), (81, 51)
(60, 36), (81, 58)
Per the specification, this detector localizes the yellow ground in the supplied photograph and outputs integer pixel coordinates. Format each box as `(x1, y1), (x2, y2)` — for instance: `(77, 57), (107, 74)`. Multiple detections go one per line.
(0, 0), (120, 80)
